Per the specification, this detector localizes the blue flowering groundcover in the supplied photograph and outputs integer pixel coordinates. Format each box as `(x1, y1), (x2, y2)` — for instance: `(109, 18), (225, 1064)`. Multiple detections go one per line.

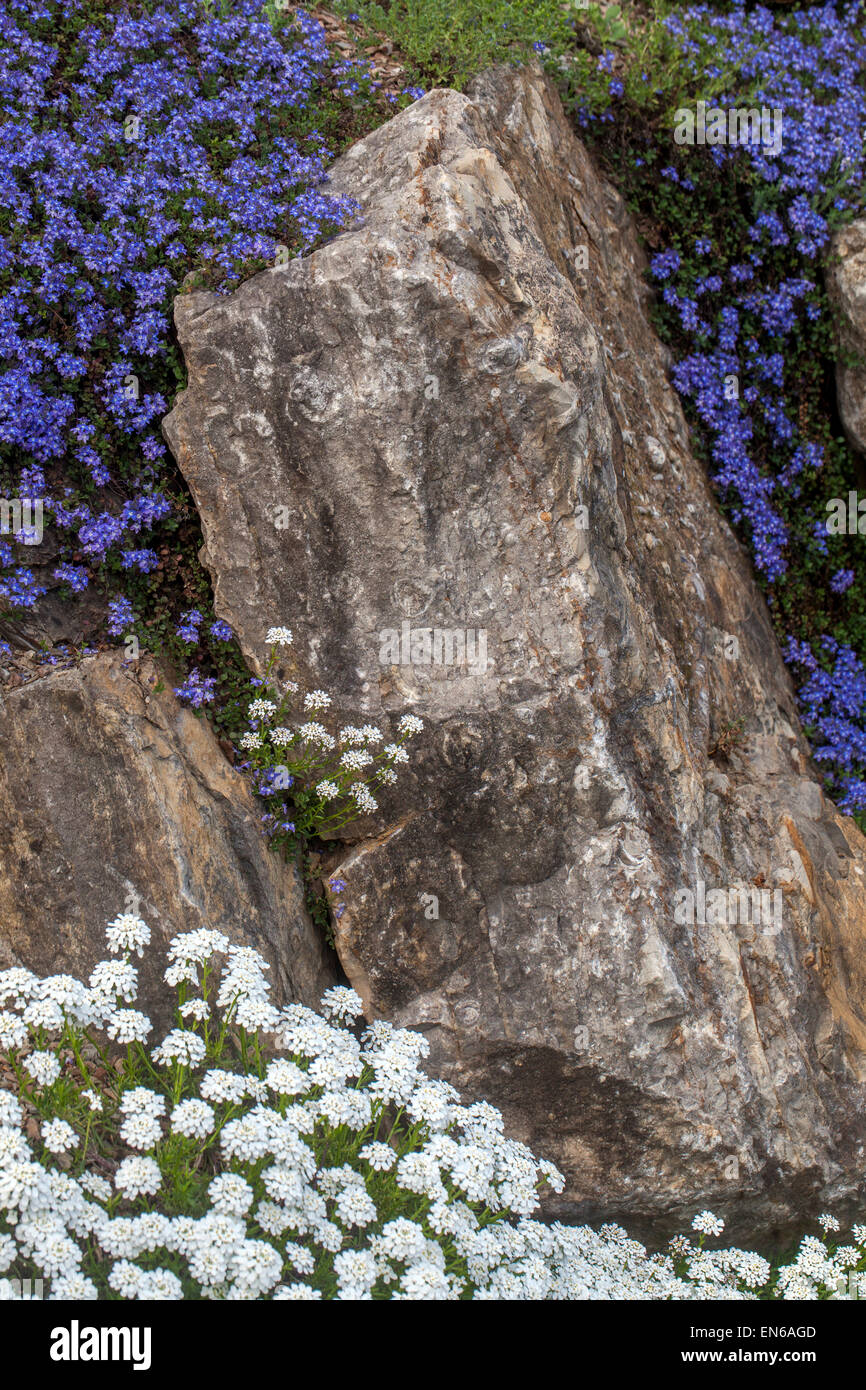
(0, 0), (405, 712)
(556, 0), (866, 819)
(2, 0), (866, 825)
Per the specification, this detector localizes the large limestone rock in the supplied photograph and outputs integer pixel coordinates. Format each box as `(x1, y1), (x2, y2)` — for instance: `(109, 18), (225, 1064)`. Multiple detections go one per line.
(828, 217), (866, 455)
(163, 64), (866, 1239)
(0, 654), (335, 1022)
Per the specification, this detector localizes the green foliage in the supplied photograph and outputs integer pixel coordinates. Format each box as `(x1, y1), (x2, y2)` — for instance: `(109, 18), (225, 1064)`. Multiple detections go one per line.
(330, 0), (573, 88)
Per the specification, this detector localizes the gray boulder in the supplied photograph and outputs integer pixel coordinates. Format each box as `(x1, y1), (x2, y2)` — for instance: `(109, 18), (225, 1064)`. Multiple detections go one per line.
(163, 64), (866, 1239)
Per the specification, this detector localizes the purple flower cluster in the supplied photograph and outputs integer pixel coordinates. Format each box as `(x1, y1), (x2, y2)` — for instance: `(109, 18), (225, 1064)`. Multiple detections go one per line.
(0, 0), (362, 622)
(176, 608), (203, 644)
(107, 594), (134, 636)
(653, 5), (866, 585)
(785, 637), (866, 812)
(648, 3), (866, 811)
(173, 668), (216, 708)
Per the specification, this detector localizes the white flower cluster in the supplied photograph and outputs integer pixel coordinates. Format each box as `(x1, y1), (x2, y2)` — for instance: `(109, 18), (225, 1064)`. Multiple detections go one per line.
(242, 623), (425, 842)
(0, 915), (863, 1301)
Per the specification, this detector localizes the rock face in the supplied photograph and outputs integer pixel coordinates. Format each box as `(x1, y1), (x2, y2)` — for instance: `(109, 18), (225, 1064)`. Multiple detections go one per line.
(0, 654), (336, 1023)
(828, 218), (866, 455)
(163, 64), (866, 1239)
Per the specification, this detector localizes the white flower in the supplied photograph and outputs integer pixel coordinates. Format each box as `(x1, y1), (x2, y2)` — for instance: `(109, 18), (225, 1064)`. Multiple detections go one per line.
(40, 1123), (77, 1156)
(0, 1160), (52, 1213)
(692, 1211), (725, 1238)
(49, 1273), (99, 1300)
(89, 958), (138, 1003)
(266, 627), (293, 646)
(106, 1009), (152, 1044)
(350, 784), (378, 813)
(209, 1174), (254, 1215)
(395, 1153), (447, 1202)
(179, 998), (210, 1022)
(335, 1186), (378, 1228)
(373, 1218), (430, 1264)
(22, 998), (64, 1031)
(397, 714), (423, 736)
(538, 1159), (565, 1193)
(406, 1080), (459, 1131)
(120, 1087), (166, 1117)
(81, 1089), (103, 1113)
(200, 1070), (248, 1105)
(318, 1088), (372, 1130)
(0, 1012), (27, 1048)
(79, 1172), (112, 1203)
(334, 1248), (378, 1298)
(138, 1268), (183, 1300)
(383, 743), (409, 763)
(249, 699), (277, 719)
(256, 1200), (290, 1237)
(233, 996), (281, 1033)
(105, 913), (151, 957)
(397, 1262), (456, 1300)
(0, 1093), (22, 1127)
(269, 726), (295, 745)
(818, 1213), (841, 1234)
(152, 1030), (207, 1067)
(264, 1058), (308, 1096)
(320, 987), (364, 1023)
(339, 725), (365, 745)
(340, 748), (373, 771)
(0, 968), (38, 1006)
(39, 974), (91, 1016)
(221, 1109), (276, 1164)
(171, 1099), (215, 1140)
(228, 1239), (283, 1298)
(23, 1051), (61, 1087)
(303, 689), (331, 711)
(42, 1119), (77, 1154)
(299, 722), (335, 748)
(0, 1127), (28, 1165)
(240, 731), (262, 750)
(120, 1113), (163, 1152)
(360, 1142), (397, 1171)
(115, 1157), (162, 1199)
(315, 779), (340, 799)
(167, 929), (230, 965)
(164, 961), (199, 988)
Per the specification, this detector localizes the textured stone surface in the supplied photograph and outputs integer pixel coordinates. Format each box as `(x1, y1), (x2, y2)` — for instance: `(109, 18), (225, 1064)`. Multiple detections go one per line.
(0, 653), (336, 1023)
(164, 64), (866, 1239)
(828, 217), (866, 455)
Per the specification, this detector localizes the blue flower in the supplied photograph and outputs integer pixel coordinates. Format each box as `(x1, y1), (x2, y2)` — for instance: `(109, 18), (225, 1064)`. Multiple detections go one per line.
(174, 669), (217, 708)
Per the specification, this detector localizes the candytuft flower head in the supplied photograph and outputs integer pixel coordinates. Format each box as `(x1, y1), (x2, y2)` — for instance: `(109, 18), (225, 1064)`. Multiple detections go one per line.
(106, 913), (151, 957)
(691, 1211), (725, 1238)
(115, 1157), (162, 1200)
